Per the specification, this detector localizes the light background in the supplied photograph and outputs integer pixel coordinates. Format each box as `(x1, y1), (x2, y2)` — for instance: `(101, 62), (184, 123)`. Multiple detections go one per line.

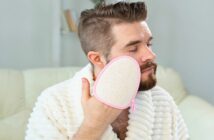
(0, 0), (213, 104)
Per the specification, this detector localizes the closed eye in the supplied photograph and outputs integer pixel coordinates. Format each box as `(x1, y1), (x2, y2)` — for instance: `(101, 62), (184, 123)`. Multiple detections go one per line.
(129, 46), (138, 52)
(147, 37), (153, 48)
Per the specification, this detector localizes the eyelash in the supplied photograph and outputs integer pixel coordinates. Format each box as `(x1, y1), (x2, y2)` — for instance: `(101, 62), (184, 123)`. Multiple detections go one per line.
(148, 43), (153, 48)
(129, 43), (153, 52)
(129, 46), (138, 52)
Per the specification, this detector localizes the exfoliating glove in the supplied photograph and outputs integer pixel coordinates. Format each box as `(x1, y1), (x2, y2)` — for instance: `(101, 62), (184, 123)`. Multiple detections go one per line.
(93, 56), (141, 109)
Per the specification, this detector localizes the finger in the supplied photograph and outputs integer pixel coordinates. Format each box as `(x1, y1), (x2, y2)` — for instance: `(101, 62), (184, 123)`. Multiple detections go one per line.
(81, 78), (91, 104)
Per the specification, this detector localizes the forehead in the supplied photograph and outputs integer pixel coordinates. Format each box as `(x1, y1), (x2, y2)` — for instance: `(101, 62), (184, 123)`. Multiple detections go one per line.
(111, 21), (152, 47)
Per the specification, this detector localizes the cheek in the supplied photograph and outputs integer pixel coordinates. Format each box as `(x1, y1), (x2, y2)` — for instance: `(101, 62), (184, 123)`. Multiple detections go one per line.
(127, 54), (142, 64)
(109, 51), (130, 60)
(121, 53), (142, 65)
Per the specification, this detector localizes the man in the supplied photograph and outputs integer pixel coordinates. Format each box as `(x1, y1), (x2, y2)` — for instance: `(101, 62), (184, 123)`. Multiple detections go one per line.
(25, 2), (189, 140)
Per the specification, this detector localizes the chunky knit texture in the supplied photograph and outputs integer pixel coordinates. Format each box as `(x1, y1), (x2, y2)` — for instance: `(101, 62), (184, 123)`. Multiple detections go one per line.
(25, 64), (189, 140)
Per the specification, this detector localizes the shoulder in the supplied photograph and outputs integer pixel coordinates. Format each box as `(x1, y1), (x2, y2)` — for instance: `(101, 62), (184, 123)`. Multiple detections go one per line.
(39, 74), (82, 103)
(30, 74), (82, 119)
(26, 77), (82, 138)
(38, 64), (91, 103)
(32, 64), (91, 114)
(29, 78), (77, 114)
(25, 81), (72, 139)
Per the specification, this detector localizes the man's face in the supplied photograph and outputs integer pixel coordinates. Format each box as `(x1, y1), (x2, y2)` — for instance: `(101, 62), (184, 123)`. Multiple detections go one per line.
(106, 21), (157, 91)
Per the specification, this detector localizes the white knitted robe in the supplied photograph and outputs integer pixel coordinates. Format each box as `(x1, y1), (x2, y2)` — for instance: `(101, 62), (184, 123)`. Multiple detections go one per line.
(25, 64), (189, 140)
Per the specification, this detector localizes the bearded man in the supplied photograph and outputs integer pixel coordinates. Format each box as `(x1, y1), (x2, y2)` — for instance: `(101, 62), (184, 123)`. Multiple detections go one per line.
(25, 2), (189, 140)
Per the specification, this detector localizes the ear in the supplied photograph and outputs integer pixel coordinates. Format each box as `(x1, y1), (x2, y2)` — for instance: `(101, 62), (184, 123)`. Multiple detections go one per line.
(87, 51), (106, 69)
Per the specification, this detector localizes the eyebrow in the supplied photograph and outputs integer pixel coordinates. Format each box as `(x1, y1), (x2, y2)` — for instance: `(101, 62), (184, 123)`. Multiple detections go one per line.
(124, 36), (153, 48)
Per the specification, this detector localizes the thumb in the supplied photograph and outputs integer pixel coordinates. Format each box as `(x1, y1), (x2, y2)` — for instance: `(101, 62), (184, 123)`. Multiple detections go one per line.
(81, 78), (91, 104)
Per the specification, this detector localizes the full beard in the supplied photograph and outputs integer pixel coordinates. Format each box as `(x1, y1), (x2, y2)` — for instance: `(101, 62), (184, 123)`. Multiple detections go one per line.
(138, 61), (157, 91)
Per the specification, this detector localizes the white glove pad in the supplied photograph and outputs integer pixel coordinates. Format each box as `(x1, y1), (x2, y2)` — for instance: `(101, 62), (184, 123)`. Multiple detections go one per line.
(93, 56), (141, 109)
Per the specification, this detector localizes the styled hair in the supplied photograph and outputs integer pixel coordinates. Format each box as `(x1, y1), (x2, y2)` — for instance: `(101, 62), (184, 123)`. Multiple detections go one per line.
(78, 2), (147, 59)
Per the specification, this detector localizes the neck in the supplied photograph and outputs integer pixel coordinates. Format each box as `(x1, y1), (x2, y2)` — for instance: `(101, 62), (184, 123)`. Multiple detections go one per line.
(92, 65), (103, 81)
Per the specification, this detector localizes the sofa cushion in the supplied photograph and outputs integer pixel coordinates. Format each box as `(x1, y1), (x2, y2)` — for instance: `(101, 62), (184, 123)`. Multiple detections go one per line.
(0, 70), (25, 118)
(178, 95), (214, 140)
(24, 67), (80, 109)
(0, 109), (30, 140)
(156, 65), (187, 104)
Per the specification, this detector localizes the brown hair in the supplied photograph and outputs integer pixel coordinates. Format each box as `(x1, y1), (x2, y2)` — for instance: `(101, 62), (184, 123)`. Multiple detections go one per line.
(78, 2), (147, 59)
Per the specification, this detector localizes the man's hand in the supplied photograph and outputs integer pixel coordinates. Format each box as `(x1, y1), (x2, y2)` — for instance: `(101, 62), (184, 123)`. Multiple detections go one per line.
(72, 78), (122, 140)
(81, 78), (122, 127)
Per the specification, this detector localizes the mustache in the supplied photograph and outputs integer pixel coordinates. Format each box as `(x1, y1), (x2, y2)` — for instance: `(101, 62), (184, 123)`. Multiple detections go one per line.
(140, 61), (157, 73)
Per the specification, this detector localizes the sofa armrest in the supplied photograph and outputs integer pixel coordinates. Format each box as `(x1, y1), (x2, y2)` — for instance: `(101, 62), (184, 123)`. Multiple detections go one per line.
(178, 95), (214, 140)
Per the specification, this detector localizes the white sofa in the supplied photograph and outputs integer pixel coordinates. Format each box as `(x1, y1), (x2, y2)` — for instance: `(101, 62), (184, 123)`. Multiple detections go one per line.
(0, 65), (213, 140)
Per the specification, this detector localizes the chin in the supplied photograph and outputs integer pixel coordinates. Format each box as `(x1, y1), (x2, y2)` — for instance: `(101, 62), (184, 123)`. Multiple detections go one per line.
(138, 73), (157, 91)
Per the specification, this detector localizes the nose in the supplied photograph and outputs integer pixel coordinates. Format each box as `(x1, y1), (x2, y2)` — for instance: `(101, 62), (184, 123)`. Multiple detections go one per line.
(141, 47), (156, 62)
